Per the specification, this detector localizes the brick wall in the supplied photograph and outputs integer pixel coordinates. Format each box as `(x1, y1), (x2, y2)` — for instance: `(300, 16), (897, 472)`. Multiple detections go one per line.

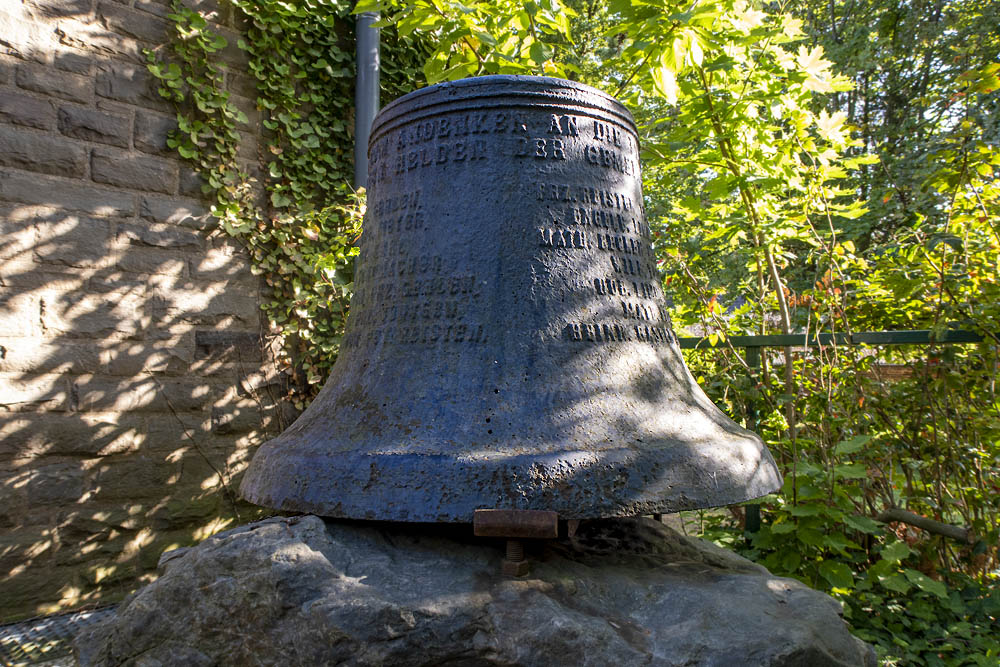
(0, 0), (282, 620)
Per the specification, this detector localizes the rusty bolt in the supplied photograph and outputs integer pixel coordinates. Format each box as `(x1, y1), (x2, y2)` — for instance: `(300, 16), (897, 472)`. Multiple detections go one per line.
(502, 539), (530, 576)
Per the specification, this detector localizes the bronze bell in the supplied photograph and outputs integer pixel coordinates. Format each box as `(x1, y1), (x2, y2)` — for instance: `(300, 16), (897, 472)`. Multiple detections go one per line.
(240, 75), (782, 522)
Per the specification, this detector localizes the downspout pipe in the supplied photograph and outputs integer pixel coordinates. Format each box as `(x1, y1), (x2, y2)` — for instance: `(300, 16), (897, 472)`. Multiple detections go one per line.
(354, 11), (380, 190)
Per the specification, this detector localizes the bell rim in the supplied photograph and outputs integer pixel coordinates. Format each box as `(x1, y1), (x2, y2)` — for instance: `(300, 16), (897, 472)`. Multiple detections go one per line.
(240, 437), (783, 523)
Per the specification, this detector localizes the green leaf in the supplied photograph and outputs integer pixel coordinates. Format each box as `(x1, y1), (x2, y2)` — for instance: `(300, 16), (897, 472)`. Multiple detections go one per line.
(352, 0), (381, 14)
(781, 550), (801, 572)
(877, 573), (912, 594)
(796, 528), (825, 546)
(529, 40), (545, 65)
(880, 541), (913, 563)
(688, 34), (704, 66)
(652, 64), (678, 104)
(788, 504), (822, 517)
(834, 435), (871, 455)
(843, 515), (882, 534)
(903, 569), (948, 599)
(819, 561), (855, 589)
(834, 464), (868, 479)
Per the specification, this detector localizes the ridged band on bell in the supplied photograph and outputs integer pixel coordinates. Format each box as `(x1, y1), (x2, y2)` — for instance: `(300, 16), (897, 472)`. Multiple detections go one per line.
(240, 75), (782, 522)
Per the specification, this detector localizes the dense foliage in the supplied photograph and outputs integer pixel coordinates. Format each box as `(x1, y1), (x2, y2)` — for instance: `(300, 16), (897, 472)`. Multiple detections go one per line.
(152, 0), (998, 663)
(147, 0), (427, 406)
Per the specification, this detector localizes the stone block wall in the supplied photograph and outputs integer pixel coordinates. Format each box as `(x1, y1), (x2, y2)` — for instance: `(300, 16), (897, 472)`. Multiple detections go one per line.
(0, 0), (283, 620)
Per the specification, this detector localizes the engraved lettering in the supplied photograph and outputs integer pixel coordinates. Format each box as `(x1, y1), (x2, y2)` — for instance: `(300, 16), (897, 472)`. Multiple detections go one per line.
(519, 138), (570, 160)
(550, 139), (566, 160)
(584, 144), (634, 175)
(471, 113), (489, 134)
(634, 325), (676, 346)
(620, 300), (655, 321)
(420, 121), (435, 141)
(565, 322), (631, 343)
(388, 139), (494, 172)
(538, 228), (589, 249)
(470, 138), (488, 160)
(539, 228), (553, 247)
(592, 120), (622, 147)
(359, 109), (657, 353)
(593, 277), (629, 296)
(547, 114), (579, 136)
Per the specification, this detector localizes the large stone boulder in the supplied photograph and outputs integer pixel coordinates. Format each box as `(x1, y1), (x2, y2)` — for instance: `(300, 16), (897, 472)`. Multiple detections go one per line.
(76, 516), (875, 666)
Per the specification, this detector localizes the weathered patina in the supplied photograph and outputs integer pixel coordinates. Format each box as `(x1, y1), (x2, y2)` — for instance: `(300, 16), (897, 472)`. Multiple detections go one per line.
(240, 75), (782, 521)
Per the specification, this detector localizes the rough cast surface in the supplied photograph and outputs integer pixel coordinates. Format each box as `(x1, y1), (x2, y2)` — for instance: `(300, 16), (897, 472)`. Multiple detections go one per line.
(76, 516), (875, 666)
(241, 76), (782, 522)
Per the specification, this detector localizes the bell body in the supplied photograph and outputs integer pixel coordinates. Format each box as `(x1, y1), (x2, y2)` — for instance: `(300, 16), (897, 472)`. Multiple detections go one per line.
(241, 75), (781, 522)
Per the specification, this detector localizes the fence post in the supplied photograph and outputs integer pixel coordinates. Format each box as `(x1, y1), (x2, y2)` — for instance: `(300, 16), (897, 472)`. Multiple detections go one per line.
(744, 345), (761, 534)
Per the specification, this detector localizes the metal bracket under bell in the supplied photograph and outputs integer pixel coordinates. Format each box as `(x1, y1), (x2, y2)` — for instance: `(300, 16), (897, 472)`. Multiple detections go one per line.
(473, 509), (562, 577)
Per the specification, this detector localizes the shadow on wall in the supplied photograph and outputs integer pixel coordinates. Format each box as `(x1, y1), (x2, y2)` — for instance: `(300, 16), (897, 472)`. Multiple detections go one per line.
(0, 198), (287, 621)
(0, 0), (286, 621)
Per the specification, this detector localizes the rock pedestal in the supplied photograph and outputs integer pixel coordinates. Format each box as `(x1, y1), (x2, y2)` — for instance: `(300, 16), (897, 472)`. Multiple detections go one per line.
(76, 516), (875, 666)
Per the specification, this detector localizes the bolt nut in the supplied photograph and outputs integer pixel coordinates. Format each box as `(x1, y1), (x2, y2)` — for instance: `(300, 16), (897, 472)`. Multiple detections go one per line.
(501, 559), (531, 577)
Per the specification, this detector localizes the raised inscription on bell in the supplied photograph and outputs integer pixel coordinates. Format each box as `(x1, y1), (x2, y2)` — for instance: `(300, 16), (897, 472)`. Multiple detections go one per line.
(356, 79), (669, 356)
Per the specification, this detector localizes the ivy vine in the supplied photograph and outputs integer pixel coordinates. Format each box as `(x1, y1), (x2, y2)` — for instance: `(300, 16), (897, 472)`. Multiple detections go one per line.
(147, 0), (427, 406)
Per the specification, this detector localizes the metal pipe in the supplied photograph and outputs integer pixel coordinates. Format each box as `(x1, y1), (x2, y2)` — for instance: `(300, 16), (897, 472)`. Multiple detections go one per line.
(744, 345), (761, 535)
(354, 10), (380, 189)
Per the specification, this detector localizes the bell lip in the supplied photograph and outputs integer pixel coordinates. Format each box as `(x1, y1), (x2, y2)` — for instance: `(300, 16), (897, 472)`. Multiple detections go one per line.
(239, 436), (783, 523)
(369, 74), (637, 151)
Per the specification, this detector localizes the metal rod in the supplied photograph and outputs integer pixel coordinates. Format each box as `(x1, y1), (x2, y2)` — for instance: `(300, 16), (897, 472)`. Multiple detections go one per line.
(505, 539), (525, 563)
(354, 10), (380, 189)
(744, 346), (761, 535)
(501, 539), (529, 576)
(678, 329), (985, 350)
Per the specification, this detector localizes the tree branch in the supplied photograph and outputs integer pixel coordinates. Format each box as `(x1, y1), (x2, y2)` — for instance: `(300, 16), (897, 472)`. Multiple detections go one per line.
(876, 507), (973, 544)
